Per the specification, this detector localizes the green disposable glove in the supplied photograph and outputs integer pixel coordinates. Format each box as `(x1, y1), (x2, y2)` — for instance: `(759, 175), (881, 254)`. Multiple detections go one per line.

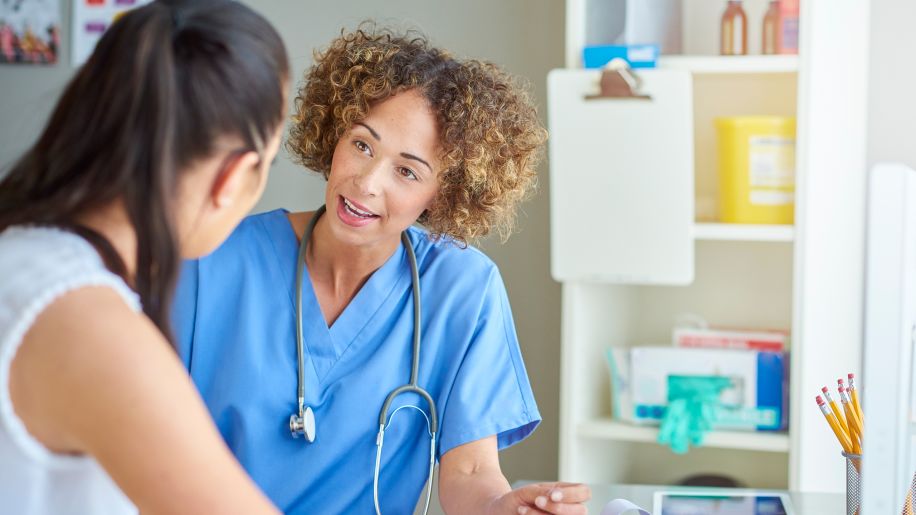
(658, 375), (732, 454)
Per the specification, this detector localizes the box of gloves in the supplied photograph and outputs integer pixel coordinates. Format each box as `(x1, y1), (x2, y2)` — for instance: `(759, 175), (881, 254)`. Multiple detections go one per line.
(607, 346), (788, 431)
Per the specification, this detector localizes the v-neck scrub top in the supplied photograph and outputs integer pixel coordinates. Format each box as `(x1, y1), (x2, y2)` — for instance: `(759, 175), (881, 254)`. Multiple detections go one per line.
(173, 209), (540, 514)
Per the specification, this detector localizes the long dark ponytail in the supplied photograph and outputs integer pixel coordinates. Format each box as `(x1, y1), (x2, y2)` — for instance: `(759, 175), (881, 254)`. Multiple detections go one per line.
(0, 0), (289, 344)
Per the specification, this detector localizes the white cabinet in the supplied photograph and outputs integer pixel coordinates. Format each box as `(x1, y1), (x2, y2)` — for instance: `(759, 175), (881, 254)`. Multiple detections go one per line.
(551, 0), (869, 493)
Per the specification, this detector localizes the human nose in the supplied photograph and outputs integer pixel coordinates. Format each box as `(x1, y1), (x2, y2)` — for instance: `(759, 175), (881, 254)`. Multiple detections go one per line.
(353, 160), (385, 197)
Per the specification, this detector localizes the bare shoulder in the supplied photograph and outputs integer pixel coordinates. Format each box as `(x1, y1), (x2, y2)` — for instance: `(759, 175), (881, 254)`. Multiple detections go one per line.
(22, 285), (160, 361)
(11, 285), (280, 513)
(10, 285), (173, 452)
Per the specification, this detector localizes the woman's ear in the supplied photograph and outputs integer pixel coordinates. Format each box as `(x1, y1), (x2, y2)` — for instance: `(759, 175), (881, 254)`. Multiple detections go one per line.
(210, 151), (261, 208)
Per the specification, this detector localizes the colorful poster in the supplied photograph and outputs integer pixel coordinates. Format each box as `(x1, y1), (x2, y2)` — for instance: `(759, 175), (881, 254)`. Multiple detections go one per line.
(72, 0), (151, 67)
(0, 0), (62, 64)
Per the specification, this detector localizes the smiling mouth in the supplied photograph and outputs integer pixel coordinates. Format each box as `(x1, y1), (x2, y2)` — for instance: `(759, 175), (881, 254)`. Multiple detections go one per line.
(341, 196), (378, 218)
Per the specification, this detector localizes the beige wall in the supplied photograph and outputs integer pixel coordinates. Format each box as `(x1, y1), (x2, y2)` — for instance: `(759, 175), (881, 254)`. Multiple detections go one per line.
(0, 0), (566, 487)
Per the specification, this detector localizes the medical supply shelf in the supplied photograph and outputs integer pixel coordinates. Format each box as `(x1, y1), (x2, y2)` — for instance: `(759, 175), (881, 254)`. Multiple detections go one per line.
(554, 0), (868, 496)
(578, 419), (790, 453)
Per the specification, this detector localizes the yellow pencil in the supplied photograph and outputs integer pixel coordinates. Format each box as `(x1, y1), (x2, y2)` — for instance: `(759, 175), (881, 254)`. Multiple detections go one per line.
(839, 385), (863, 453)
(817, 395), (853, 453)
(843, 397), (863, 453)
(840, 380), (865, 433)
(822, 386), (849, 438)
(848, 373), (865, 426)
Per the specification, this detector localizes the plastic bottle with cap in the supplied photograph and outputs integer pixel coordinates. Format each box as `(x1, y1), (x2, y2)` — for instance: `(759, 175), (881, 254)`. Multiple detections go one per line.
(720, 0), (748, 55)
(762, 0), (781, 54)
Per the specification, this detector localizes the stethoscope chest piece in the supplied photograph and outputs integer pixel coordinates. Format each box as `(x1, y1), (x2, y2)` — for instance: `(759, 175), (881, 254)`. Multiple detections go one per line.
(290, 405), (316, 442)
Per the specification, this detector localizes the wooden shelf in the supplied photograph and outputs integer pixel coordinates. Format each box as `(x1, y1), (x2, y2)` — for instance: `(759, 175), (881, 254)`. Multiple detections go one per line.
(693, 223), (795, 242)
(657, 55), (799, 74)
(577, 419), (790, 453)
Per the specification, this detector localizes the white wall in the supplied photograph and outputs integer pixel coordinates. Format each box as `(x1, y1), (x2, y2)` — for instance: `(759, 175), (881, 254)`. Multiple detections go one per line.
(0, 0), (566, 491)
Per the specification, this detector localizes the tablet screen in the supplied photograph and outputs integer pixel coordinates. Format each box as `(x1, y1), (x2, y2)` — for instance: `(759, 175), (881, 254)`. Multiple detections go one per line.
(658, 494), (788, 515)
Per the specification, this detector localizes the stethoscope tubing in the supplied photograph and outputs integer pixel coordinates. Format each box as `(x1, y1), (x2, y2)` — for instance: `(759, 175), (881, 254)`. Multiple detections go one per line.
(294, 206), (438, 433)
(292, 206), (438, 515)
(293, 206), (324, 428)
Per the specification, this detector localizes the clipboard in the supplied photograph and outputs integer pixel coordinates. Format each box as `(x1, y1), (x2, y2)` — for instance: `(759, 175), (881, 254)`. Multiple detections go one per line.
(547, 65), (695, 285)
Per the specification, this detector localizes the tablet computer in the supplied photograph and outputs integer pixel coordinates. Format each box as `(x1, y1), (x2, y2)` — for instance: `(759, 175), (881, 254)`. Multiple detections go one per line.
(652, 490), (794, 515)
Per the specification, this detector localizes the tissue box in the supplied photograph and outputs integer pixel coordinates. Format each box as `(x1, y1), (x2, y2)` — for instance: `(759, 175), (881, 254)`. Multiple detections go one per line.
(628, 347), (787, 431)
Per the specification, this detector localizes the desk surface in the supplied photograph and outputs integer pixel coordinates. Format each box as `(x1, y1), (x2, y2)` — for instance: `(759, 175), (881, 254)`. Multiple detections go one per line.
(515, 482), (845, 514)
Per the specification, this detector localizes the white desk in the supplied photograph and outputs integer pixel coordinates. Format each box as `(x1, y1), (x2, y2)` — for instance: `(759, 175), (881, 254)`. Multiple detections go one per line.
(514, 482), (845, 514)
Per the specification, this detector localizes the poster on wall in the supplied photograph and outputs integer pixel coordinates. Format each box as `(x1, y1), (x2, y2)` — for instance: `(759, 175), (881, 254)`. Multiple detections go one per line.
(72, 0), (151, 67)
(0, 0), (61, 64)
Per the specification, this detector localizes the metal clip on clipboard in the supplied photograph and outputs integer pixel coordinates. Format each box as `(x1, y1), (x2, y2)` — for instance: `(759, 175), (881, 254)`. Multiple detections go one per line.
(585, 58), (652, 101)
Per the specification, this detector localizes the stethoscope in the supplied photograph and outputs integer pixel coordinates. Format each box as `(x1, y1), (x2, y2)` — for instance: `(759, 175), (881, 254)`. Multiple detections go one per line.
(288, 205), (438, 515)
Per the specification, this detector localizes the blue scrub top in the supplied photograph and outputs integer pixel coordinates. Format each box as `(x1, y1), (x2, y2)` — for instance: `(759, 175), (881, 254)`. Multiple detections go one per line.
(173, 209), (540, 514)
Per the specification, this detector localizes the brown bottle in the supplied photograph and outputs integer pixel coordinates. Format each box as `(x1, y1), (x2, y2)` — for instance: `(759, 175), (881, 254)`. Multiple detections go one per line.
(762, 0), (781, 54)
(720, 0), (748, 55)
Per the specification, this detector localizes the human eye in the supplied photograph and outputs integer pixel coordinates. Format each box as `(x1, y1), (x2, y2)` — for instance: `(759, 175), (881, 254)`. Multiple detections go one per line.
(398, 167), (419, 181)
(353, 139), (372, 155)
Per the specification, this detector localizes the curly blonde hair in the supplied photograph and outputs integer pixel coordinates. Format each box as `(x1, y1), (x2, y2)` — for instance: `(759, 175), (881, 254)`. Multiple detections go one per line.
(287, 26), (547, 245)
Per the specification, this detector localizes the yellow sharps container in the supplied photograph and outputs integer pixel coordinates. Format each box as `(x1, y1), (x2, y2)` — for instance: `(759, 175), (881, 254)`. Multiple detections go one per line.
(715, 116), (796, 224)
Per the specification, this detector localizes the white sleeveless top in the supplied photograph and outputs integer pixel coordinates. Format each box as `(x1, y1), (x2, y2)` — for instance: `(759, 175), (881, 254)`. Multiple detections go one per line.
(0, 226), (139, 515)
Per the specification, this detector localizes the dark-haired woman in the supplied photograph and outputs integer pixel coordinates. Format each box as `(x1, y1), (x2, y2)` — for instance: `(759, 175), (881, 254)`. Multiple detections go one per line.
(0, 1), (288, 513)
(174, 28), (591, 514)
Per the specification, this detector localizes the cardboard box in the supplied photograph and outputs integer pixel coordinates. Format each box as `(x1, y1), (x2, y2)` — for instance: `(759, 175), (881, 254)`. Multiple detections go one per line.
(628, 347), (788, 431)
(673, 327), (788, 352)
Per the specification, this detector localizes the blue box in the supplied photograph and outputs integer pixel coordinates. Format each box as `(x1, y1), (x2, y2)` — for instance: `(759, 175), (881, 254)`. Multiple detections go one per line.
(583, 44), (659, 69)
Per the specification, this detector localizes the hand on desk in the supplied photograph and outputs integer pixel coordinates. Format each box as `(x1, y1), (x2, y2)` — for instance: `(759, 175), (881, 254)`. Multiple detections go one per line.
(497, 482), (591, 515)
(439, 436), (590, 514)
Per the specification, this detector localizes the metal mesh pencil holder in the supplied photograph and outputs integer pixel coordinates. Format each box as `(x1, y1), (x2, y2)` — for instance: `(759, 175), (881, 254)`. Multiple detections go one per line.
(843, 451), (862, 515)
(905, 470), (916, 515)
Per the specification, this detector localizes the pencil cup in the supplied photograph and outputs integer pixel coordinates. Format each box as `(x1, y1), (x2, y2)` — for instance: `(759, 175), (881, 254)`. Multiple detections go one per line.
(843, 451), (862, 515)
(905, 471), (916, 515)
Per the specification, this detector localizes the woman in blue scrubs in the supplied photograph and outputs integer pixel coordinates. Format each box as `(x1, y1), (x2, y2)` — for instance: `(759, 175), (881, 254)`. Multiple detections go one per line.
(174, 28), (590, 514)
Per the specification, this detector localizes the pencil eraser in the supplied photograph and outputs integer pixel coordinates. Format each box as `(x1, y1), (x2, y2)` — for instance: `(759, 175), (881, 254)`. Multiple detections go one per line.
(816, 395), (825, 405)
(821, 386), (829, 394)
(849, 373), (855, 379)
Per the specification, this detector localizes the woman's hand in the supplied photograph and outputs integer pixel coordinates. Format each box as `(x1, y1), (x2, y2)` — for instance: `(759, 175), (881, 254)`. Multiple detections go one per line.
(490, 482), (591, 515)
(439, 437), (591, 515)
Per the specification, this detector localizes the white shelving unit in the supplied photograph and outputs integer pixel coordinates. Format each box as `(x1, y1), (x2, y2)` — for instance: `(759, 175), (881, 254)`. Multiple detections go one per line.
(693, 223), (794, 242)
(657, 55), (798, 74)
(552, 0), (870, 494)
(578, 419), (790, 453)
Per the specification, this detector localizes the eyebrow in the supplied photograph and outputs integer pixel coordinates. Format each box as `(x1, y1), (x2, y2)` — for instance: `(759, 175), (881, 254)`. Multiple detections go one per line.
(355, 122), (433, 175)
(400, 152), (433, 175)
(355, 122), (380, 141)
